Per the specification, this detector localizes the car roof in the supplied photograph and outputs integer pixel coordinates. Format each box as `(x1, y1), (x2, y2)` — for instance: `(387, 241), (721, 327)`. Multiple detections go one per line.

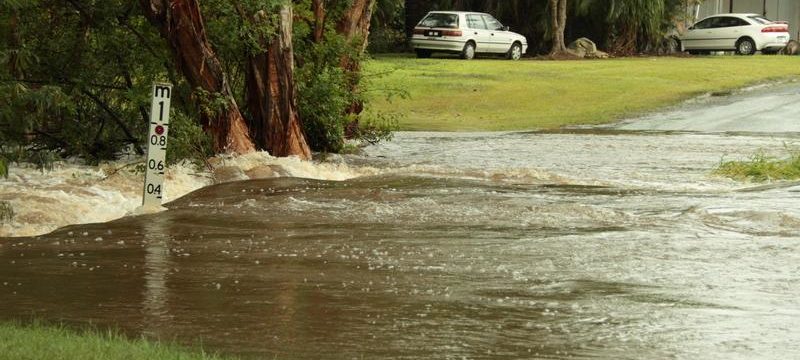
(704, 13), (762, 18)
(427, 11), (490, 16)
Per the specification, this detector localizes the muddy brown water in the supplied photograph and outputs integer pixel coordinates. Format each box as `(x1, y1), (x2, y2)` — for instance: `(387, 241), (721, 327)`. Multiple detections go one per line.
(2, 130), (800, 359)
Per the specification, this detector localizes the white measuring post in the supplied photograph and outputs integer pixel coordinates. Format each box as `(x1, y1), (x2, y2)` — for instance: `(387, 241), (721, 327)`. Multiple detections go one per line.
(142, 83), (173, 209)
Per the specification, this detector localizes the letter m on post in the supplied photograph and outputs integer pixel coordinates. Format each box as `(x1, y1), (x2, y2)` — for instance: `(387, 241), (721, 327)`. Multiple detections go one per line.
(154, 85), (171, 99)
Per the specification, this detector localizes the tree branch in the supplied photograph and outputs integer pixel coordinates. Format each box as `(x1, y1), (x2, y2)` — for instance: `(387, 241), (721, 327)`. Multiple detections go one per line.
(80, 89), (145, 155)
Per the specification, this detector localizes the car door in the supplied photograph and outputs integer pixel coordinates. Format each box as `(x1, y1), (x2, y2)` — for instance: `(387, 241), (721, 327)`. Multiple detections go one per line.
(708, 17), (742, 50)
(465, 14), (492, 53)
(682, 17), (716, 50)
(722, 17), (751, 50)
(481, 14), (512, 53)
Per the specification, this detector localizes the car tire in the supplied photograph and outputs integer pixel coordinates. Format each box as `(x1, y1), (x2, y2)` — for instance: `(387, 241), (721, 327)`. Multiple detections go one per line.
(415, 49), (432, 59)
(461, 41), (476, 60)
(506, 42), (523, 60)
(736, 38), (756, 55)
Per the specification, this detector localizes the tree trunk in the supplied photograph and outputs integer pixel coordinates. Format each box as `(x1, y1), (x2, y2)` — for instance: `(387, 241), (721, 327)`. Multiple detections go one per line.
(8, 10), (22, 80)
(549, 0), (567, 55)
(337, 0), (375, 122)
(312, 0), (325, 43)
(245, 6), (311, 160)
(140, 0), (255, 154)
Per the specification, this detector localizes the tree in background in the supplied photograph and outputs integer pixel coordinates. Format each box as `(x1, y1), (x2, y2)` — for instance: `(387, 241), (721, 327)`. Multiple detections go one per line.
(549, 0), (568, 54)
(139, 0), (257, 155)
(0, 0), (388, 167)
(393, 0), (690, 55)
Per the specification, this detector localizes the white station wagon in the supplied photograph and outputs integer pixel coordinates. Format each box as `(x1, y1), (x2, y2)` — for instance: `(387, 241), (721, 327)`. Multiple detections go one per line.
(410, 11), (529, 60)
(680, 13), (790, 55)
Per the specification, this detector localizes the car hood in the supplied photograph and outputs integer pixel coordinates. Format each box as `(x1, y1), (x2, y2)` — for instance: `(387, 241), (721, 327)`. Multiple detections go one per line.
(508, 31), (527, 43)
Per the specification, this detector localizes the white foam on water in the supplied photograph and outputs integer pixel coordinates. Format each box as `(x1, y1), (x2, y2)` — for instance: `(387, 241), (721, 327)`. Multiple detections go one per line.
(0, 152), (373, 238)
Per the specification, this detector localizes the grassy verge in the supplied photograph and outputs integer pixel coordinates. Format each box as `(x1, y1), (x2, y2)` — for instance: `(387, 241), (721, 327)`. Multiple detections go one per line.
(0, 322), (233, 360)
(715, 150), (800, 182)
(364, 54), (800, 131)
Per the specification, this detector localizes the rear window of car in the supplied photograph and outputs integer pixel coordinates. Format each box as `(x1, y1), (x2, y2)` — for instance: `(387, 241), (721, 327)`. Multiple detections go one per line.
(748, 15), (773, 25)
(419, 13), (459, 29)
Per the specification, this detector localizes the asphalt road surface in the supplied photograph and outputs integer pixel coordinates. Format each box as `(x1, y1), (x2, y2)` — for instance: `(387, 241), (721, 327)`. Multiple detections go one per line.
(617, 82), (800, 133)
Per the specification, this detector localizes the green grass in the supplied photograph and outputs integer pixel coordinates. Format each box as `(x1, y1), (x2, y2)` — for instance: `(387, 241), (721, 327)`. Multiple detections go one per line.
(364, 54), (800, 131)
(715, 150), (800, 182)
(0, 322), (234, 360)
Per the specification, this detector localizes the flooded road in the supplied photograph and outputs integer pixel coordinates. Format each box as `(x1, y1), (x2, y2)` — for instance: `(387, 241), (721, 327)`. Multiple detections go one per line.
(3, 89), (800, 358)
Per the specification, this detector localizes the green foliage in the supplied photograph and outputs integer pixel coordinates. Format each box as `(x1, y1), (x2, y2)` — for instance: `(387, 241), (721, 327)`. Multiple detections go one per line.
(296, 63), (352, 152)
(369, 0), (406, 52)
(354, 111), (399, 145)
(0, 0), (389, 171)
(716, 148), (800, 182)
(294, 2), (369, 153)
(166, 112), (213, 168)
(0, 0), (168, 165)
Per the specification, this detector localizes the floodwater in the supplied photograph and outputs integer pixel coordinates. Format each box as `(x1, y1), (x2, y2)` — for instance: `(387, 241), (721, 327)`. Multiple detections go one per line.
(2, 89), (800, 359)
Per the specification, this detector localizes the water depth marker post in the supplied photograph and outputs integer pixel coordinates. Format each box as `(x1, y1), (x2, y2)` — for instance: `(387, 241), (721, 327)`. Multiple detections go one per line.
(142, 83), (173, 209)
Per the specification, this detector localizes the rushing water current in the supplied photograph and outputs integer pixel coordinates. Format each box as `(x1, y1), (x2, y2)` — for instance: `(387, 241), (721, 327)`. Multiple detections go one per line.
(2, 129), (800, 359)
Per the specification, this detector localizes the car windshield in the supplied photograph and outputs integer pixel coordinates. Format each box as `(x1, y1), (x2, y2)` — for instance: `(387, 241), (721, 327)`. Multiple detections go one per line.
(419, 13), (459, 29)
(748, 15), (773, 25)
(483, 15), (504, 31)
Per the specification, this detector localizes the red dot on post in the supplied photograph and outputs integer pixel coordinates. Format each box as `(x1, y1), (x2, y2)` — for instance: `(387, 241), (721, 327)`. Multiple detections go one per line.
(155, 125), (165, 135)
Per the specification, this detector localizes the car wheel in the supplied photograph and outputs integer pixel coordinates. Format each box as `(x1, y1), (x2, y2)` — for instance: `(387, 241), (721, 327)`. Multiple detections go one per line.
(736, 38), (756, 55)
(461, 42), (476, 60)
(415, 49), (432, 59)
(506, 42), (522, 60)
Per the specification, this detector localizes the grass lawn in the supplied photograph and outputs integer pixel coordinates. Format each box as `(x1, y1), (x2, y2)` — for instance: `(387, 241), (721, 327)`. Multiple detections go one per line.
(364, 54), (800, 131)
(0, 322), (233, 360)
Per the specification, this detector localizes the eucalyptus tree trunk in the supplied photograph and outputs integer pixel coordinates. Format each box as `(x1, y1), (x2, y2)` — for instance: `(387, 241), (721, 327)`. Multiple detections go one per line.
(549, 0), (568, 55)
(140, 0), (255, 155)
(8, 10), (22, 80)
(312, 0), (325, 43)
(244, 6), (311, 160)
(337, 0), (376, 116)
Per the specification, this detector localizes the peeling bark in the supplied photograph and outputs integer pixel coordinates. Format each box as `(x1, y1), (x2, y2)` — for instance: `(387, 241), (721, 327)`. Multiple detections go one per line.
(337, 0), (375, 117)
(244, 6), (311, 160)
(140, 0), (255, 154)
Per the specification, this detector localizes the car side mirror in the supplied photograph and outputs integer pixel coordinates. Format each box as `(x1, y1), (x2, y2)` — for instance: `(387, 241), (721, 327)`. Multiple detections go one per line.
(688, 25), (695, 30)
(502, 26), (510, 31)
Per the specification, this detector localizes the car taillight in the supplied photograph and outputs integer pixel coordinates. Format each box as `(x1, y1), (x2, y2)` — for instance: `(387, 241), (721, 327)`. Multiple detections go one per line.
(413, 28), (425, 35)
(442, 30), (462, 36)
(762, 26), (788, 33)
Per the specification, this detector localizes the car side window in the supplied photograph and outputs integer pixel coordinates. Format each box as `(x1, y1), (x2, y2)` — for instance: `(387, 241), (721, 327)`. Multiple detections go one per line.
(731, 17), (750, 27)
(692, 18), (714, 30)
(482, 15), (504, 31)
(466, 14), (487, 30)
(714, 17), (745, 28)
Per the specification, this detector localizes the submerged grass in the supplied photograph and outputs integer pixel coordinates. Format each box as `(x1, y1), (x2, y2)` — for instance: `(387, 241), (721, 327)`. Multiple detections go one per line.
(0, 322), (234, 360)
(364, 54), (800, 131)
(715, 149), (800, 182)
